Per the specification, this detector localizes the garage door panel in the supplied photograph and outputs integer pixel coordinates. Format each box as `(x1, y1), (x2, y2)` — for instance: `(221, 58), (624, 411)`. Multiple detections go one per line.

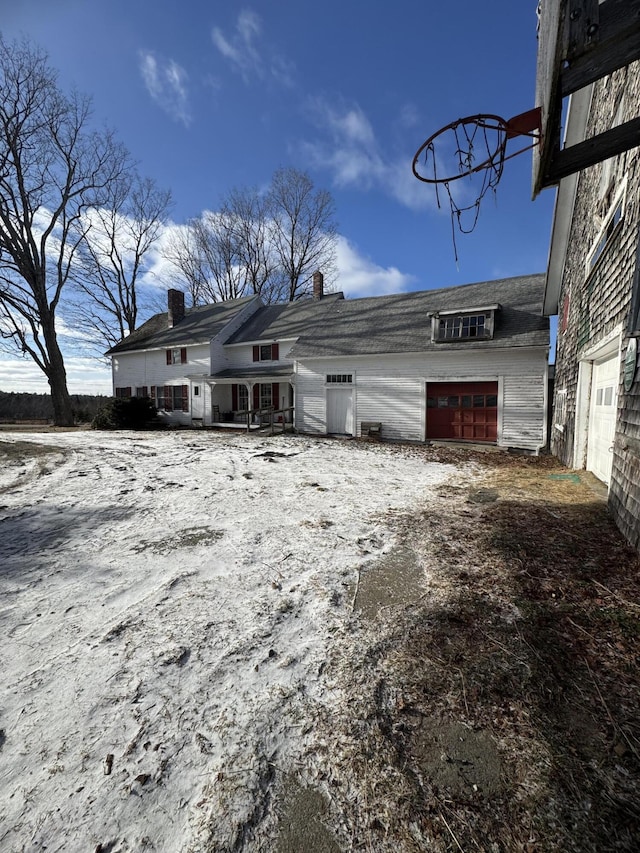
(427, 382), (498, 442)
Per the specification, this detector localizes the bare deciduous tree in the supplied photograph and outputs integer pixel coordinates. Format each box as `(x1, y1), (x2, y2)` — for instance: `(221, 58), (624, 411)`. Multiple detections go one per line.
(0, 36), (128, 424)
(163, 168), (337, 306)
(70, 175), (172, 353)
(267, 167), (337, 301)
(164, 211), (246, 305)
(221, 186), (281, 301)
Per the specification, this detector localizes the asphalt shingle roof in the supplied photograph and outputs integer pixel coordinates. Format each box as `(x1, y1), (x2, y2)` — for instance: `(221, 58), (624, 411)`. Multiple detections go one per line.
(106, 295), (258, 355)
(107, 276), (548, 360)
(224, 292), (345, 344)
(289, 274), (549, 358)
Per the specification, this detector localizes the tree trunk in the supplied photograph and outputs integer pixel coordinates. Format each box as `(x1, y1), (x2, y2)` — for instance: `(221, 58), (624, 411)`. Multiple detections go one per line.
(42, 318), (74, 426)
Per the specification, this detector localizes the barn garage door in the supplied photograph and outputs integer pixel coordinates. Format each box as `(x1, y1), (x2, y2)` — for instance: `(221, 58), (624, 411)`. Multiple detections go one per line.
(427, 382), (498, 442)
(587, 354), (619, 485)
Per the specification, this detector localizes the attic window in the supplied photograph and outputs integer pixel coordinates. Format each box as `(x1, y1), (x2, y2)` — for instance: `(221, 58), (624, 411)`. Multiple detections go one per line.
(432, 306), (498, 342)
(439, 314), (486, 339)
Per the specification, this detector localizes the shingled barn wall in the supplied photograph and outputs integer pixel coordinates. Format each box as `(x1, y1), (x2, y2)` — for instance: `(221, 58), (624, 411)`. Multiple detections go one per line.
(551, 62), (640, 549)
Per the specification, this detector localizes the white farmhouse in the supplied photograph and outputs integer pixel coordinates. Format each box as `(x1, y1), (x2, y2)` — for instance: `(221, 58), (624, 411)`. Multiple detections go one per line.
(107, 272), (550, 451)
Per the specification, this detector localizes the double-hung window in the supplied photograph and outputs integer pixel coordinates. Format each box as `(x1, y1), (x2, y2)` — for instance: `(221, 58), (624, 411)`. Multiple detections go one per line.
(259, 383), (272, 409)
(237, 385), (249, 411)
(166, 347), (187, 365)
(587, 182), (626, 274)
(252, 343), (280, 362)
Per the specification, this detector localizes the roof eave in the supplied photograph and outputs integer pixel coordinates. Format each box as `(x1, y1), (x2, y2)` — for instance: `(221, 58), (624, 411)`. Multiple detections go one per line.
(543, 85), (594, 316)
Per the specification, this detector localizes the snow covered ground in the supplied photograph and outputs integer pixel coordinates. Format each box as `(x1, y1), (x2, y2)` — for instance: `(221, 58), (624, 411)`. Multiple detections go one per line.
(0, 430), (462, 852)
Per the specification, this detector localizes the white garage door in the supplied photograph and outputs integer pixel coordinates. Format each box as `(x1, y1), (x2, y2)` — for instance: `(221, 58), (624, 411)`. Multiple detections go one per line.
(587, 354), (619, 485)
(326, 388), (353, 435)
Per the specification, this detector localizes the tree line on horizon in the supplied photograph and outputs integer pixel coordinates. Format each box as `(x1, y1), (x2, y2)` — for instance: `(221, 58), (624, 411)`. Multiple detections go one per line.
(0, 391), (109, 423)
(0, 34), (338, 426)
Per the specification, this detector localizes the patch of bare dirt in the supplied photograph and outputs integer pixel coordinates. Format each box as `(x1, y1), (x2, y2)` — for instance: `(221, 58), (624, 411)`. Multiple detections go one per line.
(301, 452), (640, 852)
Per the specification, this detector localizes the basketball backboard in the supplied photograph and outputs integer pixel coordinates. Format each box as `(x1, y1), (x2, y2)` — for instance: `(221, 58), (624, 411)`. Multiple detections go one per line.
(533, 0), (640, 197)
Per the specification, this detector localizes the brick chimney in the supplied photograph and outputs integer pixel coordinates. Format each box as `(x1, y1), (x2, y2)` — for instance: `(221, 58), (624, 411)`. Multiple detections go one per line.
(312, 270), (324, 301)
(167, 289), (185, 328)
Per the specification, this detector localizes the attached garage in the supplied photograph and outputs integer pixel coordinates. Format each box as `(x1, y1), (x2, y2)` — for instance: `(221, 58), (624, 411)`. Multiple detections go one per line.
(587, 353), (619, 484)
(427, 382), (498, 442)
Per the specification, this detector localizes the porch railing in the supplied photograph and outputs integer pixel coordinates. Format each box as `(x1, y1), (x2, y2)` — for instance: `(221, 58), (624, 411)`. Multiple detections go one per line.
(243, 405), (294, 434)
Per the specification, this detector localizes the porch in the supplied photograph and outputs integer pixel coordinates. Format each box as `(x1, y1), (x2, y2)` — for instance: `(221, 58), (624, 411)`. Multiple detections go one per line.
(195, 364), (296, 432)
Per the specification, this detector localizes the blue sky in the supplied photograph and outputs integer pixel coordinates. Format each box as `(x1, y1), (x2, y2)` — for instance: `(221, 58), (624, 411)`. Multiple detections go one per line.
(1, 0), (556, 394)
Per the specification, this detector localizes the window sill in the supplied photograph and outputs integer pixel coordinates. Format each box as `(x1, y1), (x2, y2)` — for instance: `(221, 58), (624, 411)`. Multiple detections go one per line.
(432, 335), (493, 344)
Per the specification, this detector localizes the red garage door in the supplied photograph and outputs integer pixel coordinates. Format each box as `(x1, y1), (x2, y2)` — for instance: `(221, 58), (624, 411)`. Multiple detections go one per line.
(427, 382), (498, 442)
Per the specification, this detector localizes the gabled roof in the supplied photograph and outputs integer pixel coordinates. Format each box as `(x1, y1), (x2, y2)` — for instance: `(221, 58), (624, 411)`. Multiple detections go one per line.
(289, 274), (549, 359)
(224, 292), (344, 344)
(106, 295), (259, 355)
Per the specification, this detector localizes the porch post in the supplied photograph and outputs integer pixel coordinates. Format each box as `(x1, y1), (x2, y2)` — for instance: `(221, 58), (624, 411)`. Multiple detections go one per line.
(246, 381), (253, 432)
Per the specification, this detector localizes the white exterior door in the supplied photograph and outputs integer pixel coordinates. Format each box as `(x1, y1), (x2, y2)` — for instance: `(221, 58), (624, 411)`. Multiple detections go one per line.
(326, 388), (353, 434)
(587, 354), (619, 484)
(191, 384), (204, 420)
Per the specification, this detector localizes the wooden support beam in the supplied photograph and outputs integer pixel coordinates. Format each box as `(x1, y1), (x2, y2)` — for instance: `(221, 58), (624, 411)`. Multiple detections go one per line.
(562, 0), (640, 95)
(545, 116), (640, 185)
(566, 0), (601, 61)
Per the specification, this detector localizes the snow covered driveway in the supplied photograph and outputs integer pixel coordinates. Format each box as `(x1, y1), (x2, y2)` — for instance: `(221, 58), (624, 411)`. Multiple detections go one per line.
(0, 431), (460, 852)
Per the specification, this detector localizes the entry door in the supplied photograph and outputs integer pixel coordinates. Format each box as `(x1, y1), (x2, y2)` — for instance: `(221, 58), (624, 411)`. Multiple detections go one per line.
(587, 354), (619, 484)
(427, 381), (498, 442)
(191, 384), (203, 419)
(326, 388), (353, 434)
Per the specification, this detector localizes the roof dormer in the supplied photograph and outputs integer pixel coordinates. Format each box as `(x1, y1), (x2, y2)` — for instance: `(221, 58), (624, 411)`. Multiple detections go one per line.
(429, 304), (500, 343)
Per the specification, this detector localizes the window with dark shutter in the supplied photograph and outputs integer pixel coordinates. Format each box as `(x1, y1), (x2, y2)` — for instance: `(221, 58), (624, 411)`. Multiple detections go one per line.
(253, 345), (260, 362)
(182, 385), (189, 412)
(232, 384), (238, 410)
(272, 343), (279, 360)
(166, 349), (172, 365)
(253, 384), (260, 410)
(180, 348), (187, 364)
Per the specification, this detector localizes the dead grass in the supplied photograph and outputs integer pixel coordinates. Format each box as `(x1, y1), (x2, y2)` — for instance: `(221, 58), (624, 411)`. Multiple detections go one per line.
(308, 451), (640, 852)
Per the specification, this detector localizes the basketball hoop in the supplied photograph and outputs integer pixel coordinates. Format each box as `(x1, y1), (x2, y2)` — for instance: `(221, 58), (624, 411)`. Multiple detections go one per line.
(412, 108), (541, 262)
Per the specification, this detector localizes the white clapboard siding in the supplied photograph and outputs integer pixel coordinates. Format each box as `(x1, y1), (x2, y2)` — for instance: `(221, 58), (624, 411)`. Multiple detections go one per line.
(502, 374), (546, 448)
(222, 339), (297, 369)
(113, 343), (211, 390)
(295, 347), (547, 450)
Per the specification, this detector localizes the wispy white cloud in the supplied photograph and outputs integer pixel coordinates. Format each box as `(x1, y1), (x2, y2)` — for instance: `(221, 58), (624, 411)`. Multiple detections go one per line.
(212, 10), (263, 81)
(301, 98), (435, 211)
(139, 50), (191, 127)
(336, 236), (417, 297)
(212, 10), (295, 87)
